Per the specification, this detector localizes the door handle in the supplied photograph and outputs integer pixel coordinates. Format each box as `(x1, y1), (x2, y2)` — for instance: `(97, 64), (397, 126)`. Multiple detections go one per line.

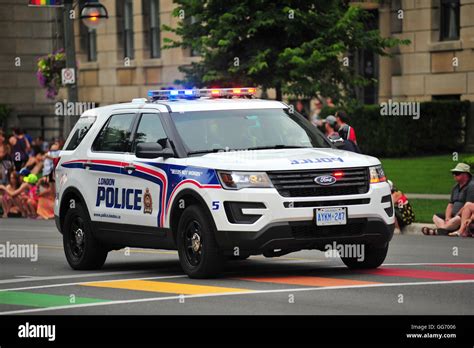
(124, 164), (136, 173)
(83, 161), (92, 169)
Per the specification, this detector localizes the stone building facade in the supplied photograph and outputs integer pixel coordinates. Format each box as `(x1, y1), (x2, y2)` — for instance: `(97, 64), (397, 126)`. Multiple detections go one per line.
(0, 0), (63, 139)
(378, 0), (474, 102)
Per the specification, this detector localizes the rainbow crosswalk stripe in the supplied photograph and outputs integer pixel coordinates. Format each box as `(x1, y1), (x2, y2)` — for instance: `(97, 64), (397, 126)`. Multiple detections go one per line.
(29, 0), (63, 6)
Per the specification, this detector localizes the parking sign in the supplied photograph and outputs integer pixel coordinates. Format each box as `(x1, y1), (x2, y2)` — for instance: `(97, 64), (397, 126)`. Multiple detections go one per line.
(61, 68), (75, 85)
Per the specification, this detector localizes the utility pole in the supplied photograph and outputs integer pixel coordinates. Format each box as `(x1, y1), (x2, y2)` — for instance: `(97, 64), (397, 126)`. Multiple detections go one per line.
(62, 0), (78, 138)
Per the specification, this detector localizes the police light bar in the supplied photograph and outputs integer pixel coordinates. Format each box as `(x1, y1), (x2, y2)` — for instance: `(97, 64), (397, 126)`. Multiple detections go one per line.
(147, 87), (257, 101)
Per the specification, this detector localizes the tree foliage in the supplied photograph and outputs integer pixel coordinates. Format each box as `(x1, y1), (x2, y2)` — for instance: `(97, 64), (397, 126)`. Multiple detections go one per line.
(163, 0), (409, 101)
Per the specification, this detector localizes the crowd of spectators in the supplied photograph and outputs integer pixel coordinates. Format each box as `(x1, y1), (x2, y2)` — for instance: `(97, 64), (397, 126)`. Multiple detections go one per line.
(0, 127), (63, 219)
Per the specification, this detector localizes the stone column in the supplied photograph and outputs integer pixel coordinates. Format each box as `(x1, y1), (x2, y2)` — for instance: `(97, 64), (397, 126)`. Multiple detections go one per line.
(378, 3), (392, 103)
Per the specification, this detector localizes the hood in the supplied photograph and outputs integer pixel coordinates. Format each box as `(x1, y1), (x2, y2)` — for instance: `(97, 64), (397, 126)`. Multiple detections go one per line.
(183, 148), (380, 171)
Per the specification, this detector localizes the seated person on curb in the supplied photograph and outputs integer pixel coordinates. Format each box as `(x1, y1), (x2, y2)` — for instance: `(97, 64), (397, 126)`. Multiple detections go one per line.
(422, 163), (474, 235)
(388, 180), (415, 234)
(448, 202), (474, 237)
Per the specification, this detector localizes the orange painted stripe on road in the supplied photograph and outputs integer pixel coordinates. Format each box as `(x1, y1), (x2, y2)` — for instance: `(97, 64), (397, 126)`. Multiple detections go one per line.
(237, 276), (379, 287)
(81, 279), (252, 295)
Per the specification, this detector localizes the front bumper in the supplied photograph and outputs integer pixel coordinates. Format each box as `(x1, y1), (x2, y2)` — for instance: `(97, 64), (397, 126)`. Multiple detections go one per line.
(215, 217), (394, 255)
(207, 182), (394, 255)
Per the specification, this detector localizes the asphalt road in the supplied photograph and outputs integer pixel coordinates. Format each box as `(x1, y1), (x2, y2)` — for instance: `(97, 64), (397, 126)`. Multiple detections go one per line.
(0, 218), (473, 315)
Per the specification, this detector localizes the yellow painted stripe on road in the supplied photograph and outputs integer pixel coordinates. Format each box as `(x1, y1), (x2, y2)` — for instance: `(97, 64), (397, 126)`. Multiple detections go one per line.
(81, 280), (252, 295)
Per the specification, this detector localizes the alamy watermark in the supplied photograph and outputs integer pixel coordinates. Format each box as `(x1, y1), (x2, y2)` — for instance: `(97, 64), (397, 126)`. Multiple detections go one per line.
(380, 99), (420, 120)
(324, 242), (365, 261)
(0, 241), (38, 262)
(55, 100), (96, 117)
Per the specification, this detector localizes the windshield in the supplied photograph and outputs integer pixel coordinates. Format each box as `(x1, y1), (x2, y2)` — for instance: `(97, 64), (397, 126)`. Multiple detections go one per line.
(171, 108), (330, 154)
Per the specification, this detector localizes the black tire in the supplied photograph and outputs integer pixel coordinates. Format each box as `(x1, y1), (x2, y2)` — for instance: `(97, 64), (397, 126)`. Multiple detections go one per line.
(177, 205), (225, 278)
(63, 203), (108, 270)
(340, 243), (388, 269)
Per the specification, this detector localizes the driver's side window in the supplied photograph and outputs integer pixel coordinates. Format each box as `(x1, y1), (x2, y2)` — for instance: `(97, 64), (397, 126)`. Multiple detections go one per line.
(133, 113), (168, 152)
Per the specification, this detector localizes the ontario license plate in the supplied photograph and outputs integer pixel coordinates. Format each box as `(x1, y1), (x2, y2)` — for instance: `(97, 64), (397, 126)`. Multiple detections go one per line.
(315, 207), (347, 226)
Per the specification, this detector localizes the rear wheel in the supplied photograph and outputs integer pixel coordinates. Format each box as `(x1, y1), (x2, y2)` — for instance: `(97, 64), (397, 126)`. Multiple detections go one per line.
(340, 243), (388, 269)
(63, 203), (108, 270)
(177, 205), (225, 278)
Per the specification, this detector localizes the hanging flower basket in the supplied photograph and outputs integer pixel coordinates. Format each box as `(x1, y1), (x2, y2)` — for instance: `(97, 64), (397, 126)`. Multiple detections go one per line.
(36, 49), (66, 100)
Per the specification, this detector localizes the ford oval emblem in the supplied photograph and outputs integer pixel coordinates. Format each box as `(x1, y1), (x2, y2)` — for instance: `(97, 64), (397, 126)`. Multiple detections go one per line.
(314, 175), (337, 186)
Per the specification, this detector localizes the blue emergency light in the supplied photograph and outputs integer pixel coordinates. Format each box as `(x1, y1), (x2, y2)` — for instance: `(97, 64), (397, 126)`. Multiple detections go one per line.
(147, 87), (257, 101)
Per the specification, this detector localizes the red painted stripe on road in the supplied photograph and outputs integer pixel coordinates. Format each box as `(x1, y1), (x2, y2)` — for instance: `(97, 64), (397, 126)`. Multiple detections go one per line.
(359, 267), (474, 281)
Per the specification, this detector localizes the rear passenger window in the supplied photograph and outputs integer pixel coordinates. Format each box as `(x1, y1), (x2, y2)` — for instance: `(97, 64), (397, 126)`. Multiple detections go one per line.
(133, 113), (168, 151)
(92, 113), (135, 152)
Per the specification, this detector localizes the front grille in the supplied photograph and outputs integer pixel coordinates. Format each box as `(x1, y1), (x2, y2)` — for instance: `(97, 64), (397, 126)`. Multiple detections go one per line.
(290, 219), (367, 239)
(283, 198), (370, 208)
(268, 167), (369, 198)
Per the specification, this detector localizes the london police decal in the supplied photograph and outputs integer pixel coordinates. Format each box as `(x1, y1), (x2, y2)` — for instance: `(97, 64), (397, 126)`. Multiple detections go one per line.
(96, 177), (142, 211)
(290, 157), (344, 165)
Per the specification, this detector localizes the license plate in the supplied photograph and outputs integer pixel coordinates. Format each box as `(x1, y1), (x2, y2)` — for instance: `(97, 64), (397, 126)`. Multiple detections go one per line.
(315, 207), (347, 226)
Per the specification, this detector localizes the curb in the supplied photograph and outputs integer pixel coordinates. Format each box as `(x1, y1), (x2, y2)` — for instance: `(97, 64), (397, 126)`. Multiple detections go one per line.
(406, 193), (450, 200)
(396, 222), (435, 236)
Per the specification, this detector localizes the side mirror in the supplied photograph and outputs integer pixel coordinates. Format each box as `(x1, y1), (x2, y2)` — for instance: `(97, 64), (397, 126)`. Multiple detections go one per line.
(136, 142), (175, 159)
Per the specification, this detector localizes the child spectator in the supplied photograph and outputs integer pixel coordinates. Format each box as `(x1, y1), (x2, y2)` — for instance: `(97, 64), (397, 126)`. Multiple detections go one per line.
(37, 179), (55, 219)
(0, 171), (25, 217)
(388, 180), (415, 233)
(42, 142), (60, 181)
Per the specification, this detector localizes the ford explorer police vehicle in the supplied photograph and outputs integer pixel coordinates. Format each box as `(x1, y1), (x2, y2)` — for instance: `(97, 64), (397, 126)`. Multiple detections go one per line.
(54, 87), (394, 278)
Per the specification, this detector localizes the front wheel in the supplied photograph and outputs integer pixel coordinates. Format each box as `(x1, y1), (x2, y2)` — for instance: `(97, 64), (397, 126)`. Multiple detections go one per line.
(63, 203), (108, 270)
(340, 243), (388, 269)
(177, 205), (225, 278)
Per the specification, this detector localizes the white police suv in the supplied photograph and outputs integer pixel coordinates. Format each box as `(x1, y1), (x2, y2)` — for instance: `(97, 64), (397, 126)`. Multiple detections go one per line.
(54, 87), (394, 278)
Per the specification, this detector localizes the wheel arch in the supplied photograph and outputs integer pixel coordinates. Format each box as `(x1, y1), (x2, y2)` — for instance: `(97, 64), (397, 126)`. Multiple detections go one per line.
(59, 187), (89, 234)
(168, 188), (215, 244)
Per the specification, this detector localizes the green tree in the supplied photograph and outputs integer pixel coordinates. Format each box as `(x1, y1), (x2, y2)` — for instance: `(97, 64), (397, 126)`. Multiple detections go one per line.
(163, 0), (409, 101)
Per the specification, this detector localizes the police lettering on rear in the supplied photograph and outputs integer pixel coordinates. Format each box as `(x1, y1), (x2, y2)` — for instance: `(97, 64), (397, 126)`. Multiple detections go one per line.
(95, 177), (142, 211)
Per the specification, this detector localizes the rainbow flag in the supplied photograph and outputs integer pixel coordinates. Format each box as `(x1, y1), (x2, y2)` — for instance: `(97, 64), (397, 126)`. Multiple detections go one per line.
(29, 0), (63, 7)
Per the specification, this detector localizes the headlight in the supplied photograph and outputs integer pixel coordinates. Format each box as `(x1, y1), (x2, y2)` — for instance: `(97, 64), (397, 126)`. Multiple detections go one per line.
(369, 165), (387, 184)
(217, 171), (273, 190)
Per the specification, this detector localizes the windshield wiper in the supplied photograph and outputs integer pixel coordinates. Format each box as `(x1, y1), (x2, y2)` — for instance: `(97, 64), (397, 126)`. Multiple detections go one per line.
(245, 145), (310, 150)
(187, 148), (226, 155)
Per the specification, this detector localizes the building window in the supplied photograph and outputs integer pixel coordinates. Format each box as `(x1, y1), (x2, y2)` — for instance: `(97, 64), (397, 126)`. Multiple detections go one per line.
(143, 0), (161, 58)
(117, 0), (135, 59)
(79, 23), (97, 62)
(440, 0), (460, 41)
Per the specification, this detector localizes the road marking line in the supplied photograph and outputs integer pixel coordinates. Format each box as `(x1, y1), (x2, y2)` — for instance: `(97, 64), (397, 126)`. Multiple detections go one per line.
(0, 270), (167, 285)
(431, 264), (474, 269)
(236, 276), (379, 287)
(359, 268), (474, 281)
(1, 279), (472, 315)
(0, 291), (107, 308)
(0, 275), (188, 292)
(81, 279), (252, 295)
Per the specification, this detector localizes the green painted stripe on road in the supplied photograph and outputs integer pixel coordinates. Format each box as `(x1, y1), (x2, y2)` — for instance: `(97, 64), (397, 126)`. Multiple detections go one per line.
(0, 291), (108, 308)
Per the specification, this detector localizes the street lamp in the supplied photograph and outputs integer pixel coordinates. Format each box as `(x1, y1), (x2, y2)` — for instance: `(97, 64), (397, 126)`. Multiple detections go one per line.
(80, 2), (108, 29)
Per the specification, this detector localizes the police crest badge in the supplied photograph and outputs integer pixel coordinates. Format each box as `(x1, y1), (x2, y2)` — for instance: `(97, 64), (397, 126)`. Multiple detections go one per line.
(143, 188), (153, 214)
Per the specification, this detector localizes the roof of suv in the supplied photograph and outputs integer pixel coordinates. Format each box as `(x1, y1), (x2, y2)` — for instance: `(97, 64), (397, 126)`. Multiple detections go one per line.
(81, 98), (288, 118)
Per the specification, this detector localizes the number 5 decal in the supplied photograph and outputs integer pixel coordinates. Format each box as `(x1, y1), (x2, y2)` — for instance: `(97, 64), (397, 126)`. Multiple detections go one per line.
(212, 201), (220, 210)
